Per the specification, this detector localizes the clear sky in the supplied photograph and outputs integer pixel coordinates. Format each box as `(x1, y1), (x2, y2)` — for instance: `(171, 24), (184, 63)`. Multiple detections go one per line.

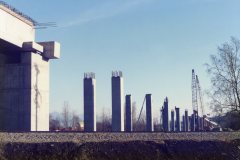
(6, 0), (240, 119)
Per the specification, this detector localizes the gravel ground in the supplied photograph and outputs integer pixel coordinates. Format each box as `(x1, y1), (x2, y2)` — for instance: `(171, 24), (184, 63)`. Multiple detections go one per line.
(0, 132), (239, 143)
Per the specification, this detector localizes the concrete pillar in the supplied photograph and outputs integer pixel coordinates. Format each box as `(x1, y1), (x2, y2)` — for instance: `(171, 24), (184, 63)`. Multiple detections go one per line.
(146, 94), (153, 132)
(170, 110), (175, 132)
(112, 71), (124, 132)
(84, 73), (96, 132)
(0, 3), (60, 131)
(194, 110), (199, 131)
(190, 113), (195, 131)
(162, 97), (169, 132)
(182, 115), (185, 132)
(185, 110), (189, 132)
(125, 94), (132, 132)
(199, 117), (204, 131)
(175, 107), (180, 132)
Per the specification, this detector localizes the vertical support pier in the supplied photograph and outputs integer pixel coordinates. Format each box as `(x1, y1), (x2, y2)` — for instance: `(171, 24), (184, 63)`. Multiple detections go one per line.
(185, 110), (189, 132)
(125, 94), (132, 132)
(162, 97), (169, 132)
(84, 73), (96, 132)
(112, 71), (124, 132)
(175, 107), (180, 132)
(170, 110), (175, 132)
(146, 94), (153, 132)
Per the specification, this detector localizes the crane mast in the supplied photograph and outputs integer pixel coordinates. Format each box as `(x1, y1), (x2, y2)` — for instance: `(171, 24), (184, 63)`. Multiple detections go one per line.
(192, 69), (198, 114)
(196, 75), (205, 117)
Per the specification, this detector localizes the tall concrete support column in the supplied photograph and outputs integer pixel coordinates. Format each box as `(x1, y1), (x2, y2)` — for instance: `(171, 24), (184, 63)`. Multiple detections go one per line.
(182, 115), (186, 132)
(125, 95), (132, 132)
(0, 3), (60, 131)
(190, 113), (196, 131)
(185, 110), (189, 132)
(112, 71), (124, 132)
(162, 97), (169, 132)
(146, 94), (153, 132)
(84, 73), (96, 132)
(175, 107), (180, 132)
(194, 110), (199, 131)
(199, 117), (203, 131)
(170, 110), (175, 132)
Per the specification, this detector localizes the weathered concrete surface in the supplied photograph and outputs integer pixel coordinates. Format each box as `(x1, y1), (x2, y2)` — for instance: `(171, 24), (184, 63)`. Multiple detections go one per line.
(0, 132), (239, 144)
(0, 3), (60, 131)
(112, 73), (124, 132)
(125, 95), (132, 132)
(0, 4), (35, 48)
(84, 75), (96, 132)
(146, 94), (153, 132)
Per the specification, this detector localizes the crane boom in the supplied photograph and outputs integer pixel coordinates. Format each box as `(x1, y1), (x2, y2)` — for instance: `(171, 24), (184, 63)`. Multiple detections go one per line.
(196, 75), (205, 116)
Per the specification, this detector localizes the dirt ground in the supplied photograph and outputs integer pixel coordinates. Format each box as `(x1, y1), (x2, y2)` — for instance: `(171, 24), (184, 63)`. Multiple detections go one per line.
(0, 140), (240, 160)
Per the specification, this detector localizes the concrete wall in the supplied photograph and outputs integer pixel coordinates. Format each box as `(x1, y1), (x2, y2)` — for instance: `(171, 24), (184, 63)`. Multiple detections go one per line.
(0, 50), (49, 131)
(112, 76), (124, 132)
(0, 4), (59, 131)
(0, 8), (35, 47)
(84, 77), (96, 132)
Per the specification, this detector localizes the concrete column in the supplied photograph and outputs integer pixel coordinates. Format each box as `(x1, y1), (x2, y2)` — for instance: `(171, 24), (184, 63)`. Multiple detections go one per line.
(194, 110), (199, 131)
(112, 71), (124, 132)
(84, 73), (96, 132)
(170, 110), (175, 132)
(190, 113), (195, 132)
(182, 115), (186, 132)
(175, 107), (181, 132)
(199, 117), (203, 131)
(175, 107), (180, 132)
(125, 95), (132, 132)
(185, 110), (189, 132)
(146, 94), (153, 132)
(162, 97), (169, 132)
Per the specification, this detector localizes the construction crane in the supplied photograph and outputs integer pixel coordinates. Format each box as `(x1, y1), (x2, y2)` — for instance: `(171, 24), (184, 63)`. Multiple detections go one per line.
(196, 75), (205, 117)
(192, 69), (198, 113)
(192, 69), (200, 131)
(136, 96), (146, 126)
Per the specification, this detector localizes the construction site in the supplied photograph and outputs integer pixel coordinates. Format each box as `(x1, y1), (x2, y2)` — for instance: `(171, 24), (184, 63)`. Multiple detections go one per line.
(0, 1), (239, 160)
(82, 70), (221, 133)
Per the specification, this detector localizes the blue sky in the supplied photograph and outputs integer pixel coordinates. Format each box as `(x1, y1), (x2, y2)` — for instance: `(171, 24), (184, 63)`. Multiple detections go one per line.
(7, 0), (240, 119)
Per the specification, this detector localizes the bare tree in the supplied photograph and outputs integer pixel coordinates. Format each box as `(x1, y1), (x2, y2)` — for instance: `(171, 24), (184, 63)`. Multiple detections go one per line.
(62, 101), (71, 129)
(132, 102), (137, 131)
(206, 37), (240, 114)
(97, 107), (111, 132)
(153, 117), (161, 131)
(135, 103), (146, 132)
(71, 112), (81, 131)
(49, 113), (61, 131)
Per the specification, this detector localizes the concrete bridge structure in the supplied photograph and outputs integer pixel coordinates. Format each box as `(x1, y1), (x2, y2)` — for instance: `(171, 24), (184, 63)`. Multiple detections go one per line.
(0, 2), (60, 131)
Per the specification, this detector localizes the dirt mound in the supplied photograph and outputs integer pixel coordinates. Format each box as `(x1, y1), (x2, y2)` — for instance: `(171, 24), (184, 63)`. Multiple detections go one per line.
(0, 140), (240, 160)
